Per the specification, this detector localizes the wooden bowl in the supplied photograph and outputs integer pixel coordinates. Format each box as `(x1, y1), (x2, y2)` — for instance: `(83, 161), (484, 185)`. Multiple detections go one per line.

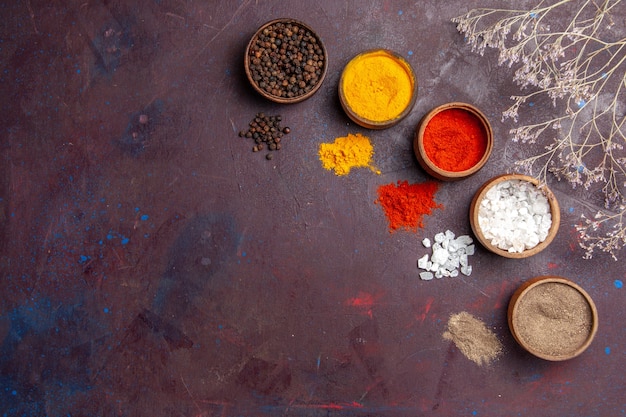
(469, 174), (560, 258)
(508, 276), (598, 361)
(339, 49), (417, 129)
(414, 102), (493, 180)
(244, 18), (328, 104)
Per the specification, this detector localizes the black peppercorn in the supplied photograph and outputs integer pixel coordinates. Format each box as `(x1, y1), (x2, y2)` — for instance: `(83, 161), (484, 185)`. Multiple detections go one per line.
(238, 113), (291, 160)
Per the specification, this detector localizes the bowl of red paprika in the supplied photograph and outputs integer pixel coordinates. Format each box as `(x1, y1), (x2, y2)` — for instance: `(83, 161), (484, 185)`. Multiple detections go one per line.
(414, 102), (493, 181)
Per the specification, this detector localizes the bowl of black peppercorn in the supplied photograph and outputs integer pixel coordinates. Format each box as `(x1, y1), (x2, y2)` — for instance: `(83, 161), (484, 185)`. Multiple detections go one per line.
(245, 18), (328, 104)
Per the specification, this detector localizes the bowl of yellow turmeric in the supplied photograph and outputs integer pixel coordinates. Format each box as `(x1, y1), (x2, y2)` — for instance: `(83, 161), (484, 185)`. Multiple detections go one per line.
(339, 49), (417, 129)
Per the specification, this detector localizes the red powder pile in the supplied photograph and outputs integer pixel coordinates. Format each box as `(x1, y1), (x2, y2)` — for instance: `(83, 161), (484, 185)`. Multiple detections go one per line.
(423, 108), (488, 172)
(376, 180), (443, 232)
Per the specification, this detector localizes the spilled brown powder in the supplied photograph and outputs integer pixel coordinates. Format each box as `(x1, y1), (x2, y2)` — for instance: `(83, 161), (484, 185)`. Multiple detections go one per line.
(443, 312), (502, 366)
(513, 282), (592, 357)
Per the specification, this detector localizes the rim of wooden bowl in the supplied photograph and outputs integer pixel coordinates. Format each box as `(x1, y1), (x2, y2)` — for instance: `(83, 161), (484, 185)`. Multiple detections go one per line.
(413, 102), (493, 181)
(469, 173), (560, 258)
(244, 18), (328, 104)
(338, 49), (418, 129)
(507, 275), (598, 361)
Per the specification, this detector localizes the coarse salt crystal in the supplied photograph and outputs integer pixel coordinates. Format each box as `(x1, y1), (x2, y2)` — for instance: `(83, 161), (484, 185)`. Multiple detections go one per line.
(420, 271), (434, 280)
(431, 247), (449, 265)
(417, 254), (429, 269)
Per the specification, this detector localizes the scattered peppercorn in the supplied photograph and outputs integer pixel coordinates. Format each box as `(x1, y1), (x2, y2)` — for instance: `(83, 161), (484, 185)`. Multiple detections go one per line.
(239, 112), (291, 159)
(248, 21), (325, 99)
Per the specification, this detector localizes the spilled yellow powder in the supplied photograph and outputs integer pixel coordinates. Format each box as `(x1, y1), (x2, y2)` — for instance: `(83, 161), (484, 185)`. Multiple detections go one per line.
(318, 133), (380, 176)
(443, 312), (503, 366)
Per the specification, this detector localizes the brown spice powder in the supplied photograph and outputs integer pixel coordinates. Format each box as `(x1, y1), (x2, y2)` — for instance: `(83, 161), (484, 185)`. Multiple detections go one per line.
(513, 282), (592, 357)
(443, 312), (502, 366)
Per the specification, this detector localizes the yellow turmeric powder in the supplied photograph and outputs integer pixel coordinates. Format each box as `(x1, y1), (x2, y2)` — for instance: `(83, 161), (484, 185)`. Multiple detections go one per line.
(318, 133), (381, 176)
(341, 50), (414, 122)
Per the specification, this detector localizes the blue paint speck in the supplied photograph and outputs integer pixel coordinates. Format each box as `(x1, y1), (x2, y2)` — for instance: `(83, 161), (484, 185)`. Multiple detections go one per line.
(76, 69), (81, 74)
(577, 99), (586, 108)
(528, 102), (535, 107)
(140, 214), (149, 221)
(121, 237), (130, 245)
(605, 346), (611, 355)
(134, 207), (140, 212)
(78, 255), (90, 264)
(398, 10), (403, 16)
(103, 307), (110, 314)
(472, 411), (477, 416)
(408, 50), (413, 56)
(568, 207), (574, 213)
(615, 279), (623, 289)
(11, 390), (17, 396)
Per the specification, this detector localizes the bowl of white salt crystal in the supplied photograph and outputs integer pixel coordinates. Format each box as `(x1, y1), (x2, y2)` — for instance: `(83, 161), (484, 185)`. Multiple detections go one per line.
(469, 174), (560, 258)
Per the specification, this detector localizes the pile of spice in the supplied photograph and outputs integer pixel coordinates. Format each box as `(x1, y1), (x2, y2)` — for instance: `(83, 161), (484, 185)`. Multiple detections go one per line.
(418, 230), (474, 280)
(376, 180), (442, 232)
(341, 50), (415, 123)
(443, 312), (503, 366)
(513, 281), (593, 358)
(423, 108), (488, 172)
(247, 21), (325, 99)
(318, 133), (380, 176)
(239, 112), (290, 160)
(477, 179), (552, 252)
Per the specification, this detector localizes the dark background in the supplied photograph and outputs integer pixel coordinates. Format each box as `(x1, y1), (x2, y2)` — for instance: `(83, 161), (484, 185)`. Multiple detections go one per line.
(1, 0), (624, 416)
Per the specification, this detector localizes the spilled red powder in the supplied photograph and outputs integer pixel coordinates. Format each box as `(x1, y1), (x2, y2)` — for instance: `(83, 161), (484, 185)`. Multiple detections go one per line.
(376, 180), (443, 232)
(423, 108), (488, 172)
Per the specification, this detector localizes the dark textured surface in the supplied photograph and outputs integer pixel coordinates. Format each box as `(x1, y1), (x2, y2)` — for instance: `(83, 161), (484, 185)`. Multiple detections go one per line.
(1, 1), (624, 416)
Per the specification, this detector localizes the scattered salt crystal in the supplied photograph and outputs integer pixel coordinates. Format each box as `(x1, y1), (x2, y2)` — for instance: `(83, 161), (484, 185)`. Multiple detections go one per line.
(417, 230), (474, 281)
(431, 247), (449, 265)
(420, 271), (434, 280)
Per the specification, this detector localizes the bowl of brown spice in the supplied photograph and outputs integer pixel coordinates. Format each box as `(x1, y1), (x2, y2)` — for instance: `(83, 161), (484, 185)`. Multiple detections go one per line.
(414, 102), (493, 180)
(508, 276), (598, 361)
(245, 18), (328, 104)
